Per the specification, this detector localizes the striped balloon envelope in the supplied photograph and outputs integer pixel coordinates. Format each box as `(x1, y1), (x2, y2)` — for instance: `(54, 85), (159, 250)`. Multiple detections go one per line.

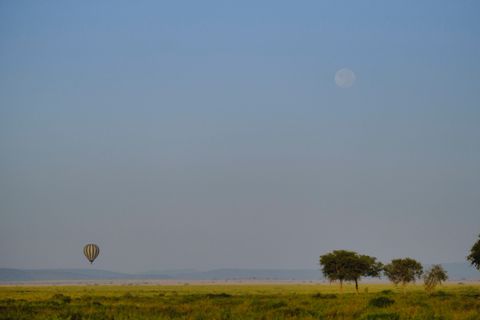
(83, 244), (100, 264)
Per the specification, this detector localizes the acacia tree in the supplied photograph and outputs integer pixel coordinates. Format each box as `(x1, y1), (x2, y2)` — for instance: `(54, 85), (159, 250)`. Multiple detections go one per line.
(423, 264), (448, 293)
(319, 250), (383, 293)
(350, 255), (383, 293)
(384, 258), (423, 293)
(467, 234), (480, 270)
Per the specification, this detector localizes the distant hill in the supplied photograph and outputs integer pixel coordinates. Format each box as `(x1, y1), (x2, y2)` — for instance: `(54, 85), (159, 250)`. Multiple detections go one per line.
(146, 269), (323, 281)
(1, 263), (478, 282)
(0, 268), (320, 282)
(0, 268), (171, 282)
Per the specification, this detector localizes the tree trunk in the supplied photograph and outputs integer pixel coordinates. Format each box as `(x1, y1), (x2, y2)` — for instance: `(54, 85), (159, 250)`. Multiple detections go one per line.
(339, 280), (343, 294)
(355, 279), (359, 293)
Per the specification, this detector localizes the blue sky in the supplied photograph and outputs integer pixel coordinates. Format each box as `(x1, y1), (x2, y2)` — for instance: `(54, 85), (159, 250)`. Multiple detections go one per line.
(1, 1), (479, 272)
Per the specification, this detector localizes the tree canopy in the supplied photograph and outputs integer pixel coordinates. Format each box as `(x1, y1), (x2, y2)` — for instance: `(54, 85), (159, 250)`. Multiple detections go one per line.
(467, 234), (480, 270)
(423, 264), (448, 293)
(319, 250), (383, 292)
(384, 258), (423, 291)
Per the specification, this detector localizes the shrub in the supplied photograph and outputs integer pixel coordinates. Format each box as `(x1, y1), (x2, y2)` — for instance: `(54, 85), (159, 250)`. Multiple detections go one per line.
(424, 265), (448, 293)
(368, 296), (395, 308)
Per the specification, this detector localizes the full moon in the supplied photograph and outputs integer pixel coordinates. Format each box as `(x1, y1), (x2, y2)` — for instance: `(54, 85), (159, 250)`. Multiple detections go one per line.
(334, 68), (356, 88)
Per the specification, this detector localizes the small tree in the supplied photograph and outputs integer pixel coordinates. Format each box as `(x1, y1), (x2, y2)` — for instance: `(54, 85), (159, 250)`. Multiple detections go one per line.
(384, 258), (423, 293)
(319, 250), (383, 293)
(423, 264), (448, 293)
(467, 234), (480, 270)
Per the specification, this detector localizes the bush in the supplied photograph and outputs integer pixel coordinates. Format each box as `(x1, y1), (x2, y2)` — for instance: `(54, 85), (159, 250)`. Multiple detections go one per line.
(368, 296), (395, 308)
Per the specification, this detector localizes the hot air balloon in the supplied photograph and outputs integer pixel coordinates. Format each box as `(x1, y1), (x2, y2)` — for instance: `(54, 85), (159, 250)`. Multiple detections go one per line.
(83, 243), (100, 264)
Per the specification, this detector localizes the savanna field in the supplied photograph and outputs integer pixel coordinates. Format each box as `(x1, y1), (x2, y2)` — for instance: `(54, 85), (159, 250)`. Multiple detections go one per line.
(1, 283), (479, 320)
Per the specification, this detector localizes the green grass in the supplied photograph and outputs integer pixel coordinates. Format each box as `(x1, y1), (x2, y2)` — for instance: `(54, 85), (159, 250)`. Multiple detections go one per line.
(0, 283), (479, 319)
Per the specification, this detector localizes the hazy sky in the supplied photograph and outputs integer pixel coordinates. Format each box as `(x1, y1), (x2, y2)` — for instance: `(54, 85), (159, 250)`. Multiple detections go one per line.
(1, 1), (479, 273)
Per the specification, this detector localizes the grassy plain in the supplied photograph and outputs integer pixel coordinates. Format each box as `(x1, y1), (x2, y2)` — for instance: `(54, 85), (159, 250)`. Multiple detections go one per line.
(0, 282), (479, 319)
